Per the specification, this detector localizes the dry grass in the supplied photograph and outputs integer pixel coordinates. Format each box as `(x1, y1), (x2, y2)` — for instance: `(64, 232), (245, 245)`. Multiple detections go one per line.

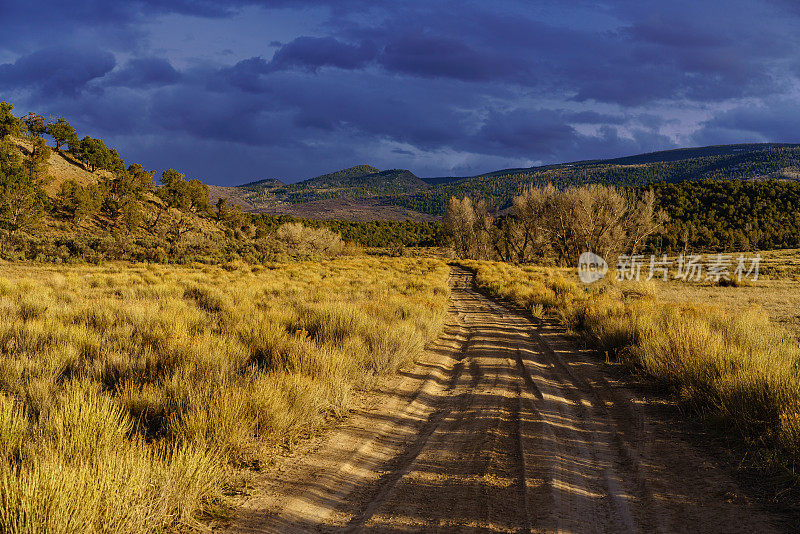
(648, 248), (800, 339)
(0, 257), (449, 533)
(654, 278), (800, 340)
(460, 259), (800, 478)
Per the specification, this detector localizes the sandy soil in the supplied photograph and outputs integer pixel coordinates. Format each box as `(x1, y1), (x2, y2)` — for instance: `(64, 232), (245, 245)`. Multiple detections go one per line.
(224, 268), (786, 533)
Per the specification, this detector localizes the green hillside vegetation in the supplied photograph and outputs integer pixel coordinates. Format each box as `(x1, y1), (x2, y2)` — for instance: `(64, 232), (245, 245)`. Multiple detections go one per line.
(0, 102), (366, 263)
(389, 145), (800, 215)
(238, 166), (430, 205)
(282, 168), (429, 202)
(652, 179), (800, 251)
(295, 164), (380, 187)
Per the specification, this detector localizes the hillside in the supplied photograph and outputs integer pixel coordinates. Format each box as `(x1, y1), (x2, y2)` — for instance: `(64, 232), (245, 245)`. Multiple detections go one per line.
(10, 137), (112, 196)
(391, 143), (800, 215)
(222, 165), (431, 214)
(219, 143), (800, 220)
(292, 165), (380, 188)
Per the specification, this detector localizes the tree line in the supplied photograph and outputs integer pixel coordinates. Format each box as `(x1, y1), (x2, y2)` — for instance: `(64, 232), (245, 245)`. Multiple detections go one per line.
(444, 178), (800, 262)
(444, 184), (666, 265)
(651, 179), (800, 252)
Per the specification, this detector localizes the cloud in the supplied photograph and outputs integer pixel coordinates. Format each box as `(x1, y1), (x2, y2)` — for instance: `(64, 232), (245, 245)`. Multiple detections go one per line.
(471, 109), (578, 157)
(214, 57), (273, 93)
(107, 57), (181, 88)
(565, 111), (627, 124)
(3, 0), (799, 185)
(270, 36), (377, 72)
(0, 46), (115, 97)
(692, 100), (800, 145)
(462, 108), (676, 162)
(378, 33), (532, 83)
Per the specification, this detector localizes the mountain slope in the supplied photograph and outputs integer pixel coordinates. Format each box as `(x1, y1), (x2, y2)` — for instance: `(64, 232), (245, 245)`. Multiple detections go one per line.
(391, 144), (800, 215)
(228, 165), (430, 211)
(222, 143), (800, 220)
(297, 165), (380, 187)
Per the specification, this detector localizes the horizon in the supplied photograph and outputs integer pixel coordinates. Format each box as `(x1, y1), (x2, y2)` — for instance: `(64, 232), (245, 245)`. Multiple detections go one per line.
(243, 141), (800, 187)
(3, 1), (800, 185)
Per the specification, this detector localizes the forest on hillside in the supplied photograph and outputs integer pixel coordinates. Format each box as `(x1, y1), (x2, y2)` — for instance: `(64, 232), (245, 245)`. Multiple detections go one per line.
(386, 146), (800, 216)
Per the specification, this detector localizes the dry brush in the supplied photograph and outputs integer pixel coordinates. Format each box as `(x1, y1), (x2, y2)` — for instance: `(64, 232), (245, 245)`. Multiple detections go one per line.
(0, 257), (450, 533)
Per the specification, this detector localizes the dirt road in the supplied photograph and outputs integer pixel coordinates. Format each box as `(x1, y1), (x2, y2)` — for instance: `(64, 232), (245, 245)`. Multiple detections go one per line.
(226, 268), (784, 533)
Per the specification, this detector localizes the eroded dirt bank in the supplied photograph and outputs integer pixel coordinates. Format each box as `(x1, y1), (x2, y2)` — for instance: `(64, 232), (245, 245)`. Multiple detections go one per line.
(225, 268), (784, 533)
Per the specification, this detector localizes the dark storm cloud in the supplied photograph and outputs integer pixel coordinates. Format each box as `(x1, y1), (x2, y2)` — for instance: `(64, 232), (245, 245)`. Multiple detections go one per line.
(378, 33), (531, 83)
(221, 32), (527, 86)
(200, 68), (475, 149)
(4, 0), (800, 184)
(0, 46), (115, 97)
(107, 57), (181, 88)
(214, 58), (273, 93)
(460, 109), (676, 162)
(148, 85), (288, 146)
(270, 37), (377, 72)
(565, 111), (627, 125)
(471, 109), (578, 157)
(692, 101), (800, 145)
(212, 36), (378, 95)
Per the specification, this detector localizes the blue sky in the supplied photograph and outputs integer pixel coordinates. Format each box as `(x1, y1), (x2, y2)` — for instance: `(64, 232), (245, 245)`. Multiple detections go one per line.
(1, 0), (799, 185)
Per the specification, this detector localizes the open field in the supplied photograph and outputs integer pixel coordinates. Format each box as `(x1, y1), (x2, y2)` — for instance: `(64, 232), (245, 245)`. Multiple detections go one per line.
(0, 257), (449, 533)
(1, 251), (798, 532)
(654, 278), (800, 339)
(459, 259), (800, 484)
(224, 267), (789, 532)
(650, 249), (800, 338)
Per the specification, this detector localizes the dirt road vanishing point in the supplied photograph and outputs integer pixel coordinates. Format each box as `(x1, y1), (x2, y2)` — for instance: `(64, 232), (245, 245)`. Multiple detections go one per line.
(226, 268), (785, 533)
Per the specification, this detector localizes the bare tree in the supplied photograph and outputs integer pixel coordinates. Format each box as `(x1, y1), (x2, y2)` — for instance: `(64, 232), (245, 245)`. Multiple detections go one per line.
(508, 185), (555, 262)
(444, 196), (476, 258)
(472, 199), (494, 260)
(624, 189), (668, 254)
(275, 222), (344, 257)
(453, 184), (668, 266)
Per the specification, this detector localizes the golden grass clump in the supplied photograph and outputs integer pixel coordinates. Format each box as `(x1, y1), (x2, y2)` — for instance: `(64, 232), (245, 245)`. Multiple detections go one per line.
(0, 257), (449, 532)
(461, 259), (800, 474)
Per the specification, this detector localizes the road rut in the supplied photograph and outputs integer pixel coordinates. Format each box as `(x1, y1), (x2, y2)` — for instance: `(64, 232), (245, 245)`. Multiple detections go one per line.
(225, 267), (783, 533)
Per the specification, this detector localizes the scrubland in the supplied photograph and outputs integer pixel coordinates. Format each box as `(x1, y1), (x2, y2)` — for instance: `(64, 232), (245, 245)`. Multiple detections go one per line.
(652, 248), (800, 338)
(0, 257), (449, 533)
(460, 259), (800, 479)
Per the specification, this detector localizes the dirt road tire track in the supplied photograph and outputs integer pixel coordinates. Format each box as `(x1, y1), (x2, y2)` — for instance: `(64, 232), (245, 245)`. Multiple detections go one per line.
(225, 267), (784, 533)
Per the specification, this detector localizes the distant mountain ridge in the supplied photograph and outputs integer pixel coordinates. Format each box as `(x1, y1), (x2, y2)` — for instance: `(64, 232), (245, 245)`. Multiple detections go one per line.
(210, 142), (800, 220)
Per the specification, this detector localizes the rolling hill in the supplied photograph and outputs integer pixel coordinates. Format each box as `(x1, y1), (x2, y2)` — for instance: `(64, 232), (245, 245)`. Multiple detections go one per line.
(209, 165), (433, 220)
(213, 143), (800, 220)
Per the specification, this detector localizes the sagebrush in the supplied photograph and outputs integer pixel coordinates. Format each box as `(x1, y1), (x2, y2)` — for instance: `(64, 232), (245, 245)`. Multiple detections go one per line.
(0, 257), (450, 533)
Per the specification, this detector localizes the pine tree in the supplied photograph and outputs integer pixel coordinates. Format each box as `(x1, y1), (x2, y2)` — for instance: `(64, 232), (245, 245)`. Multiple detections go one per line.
(0, 102), (23, 139)
(47, 118), (78, 151)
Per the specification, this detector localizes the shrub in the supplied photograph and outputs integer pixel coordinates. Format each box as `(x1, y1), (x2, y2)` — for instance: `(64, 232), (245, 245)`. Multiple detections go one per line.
(0, 257), (450, 530)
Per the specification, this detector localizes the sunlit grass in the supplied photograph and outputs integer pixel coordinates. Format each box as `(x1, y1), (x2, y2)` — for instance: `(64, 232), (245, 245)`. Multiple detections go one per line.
(0, 257), (449, 532)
